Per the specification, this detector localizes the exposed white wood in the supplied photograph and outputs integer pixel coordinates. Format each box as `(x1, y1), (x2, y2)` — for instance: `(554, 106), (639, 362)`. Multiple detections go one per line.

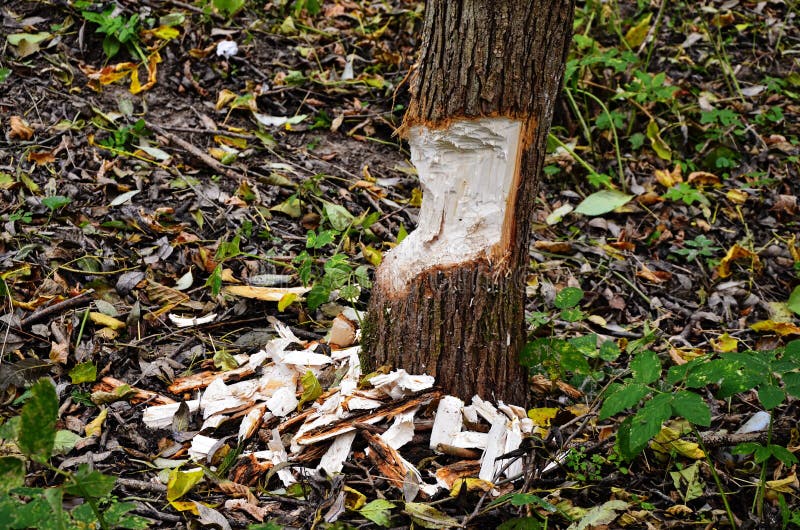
(142, 400), (200, 429)
(189, 434), (219, 461)
(318, 431), (357, 475)
(479, 419), (507, 482)
(377, 117), (523, 294)
(429, 395), (464, 451)
(451, 431), (489, 449)
(381, 409), (418, 450)
(266, 386), (298, 417)
(370, 369), (435, 399)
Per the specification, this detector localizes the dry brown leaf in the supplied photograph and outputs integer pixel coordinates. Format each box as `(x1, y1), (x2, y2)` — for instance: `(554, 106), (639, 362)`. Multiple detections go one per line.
(27, 150), (56, 165)
(637, 265), (672, 283)
(687, 171), (721, 187)
(9, 116), (34, 140)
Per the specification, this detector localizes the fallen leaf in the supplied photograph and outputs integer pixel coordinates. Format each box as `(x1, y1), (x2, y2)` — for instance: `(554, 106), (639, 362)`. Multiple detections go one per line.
(89, 312), (126, 330)
(224, 285), (309, 301)
(9, 116), (34, 140)
(654, 166), (682, 187)
(636, 265), (672, 283)
(84, 407), (108, 437)
(716, 244), (762, 278)
(750, 320), (800, 336)
(687, 171), (721, 187)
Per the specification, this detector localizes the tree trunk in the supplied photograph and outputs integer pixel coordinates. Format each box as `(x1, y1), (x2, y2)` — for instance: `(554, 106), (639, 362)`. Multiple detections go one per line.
(363, 0), (575, 404)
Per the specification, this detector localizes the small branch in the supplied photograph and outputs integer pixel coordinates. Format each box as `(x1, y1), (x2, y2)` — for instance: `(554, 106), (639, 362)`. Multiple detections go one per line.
(20, 289), (95, 327)
(147, 122), (245, 182)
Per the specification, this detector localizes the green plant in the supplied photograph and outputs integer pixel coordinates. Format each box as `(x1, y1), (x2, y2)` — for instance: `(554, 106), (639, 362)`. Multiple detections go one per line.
(600, 340), (800, 522)
(81, 7), (145, 62)
(98, 119), (149, 151)
(671, 234), (720, 267)
(563, 446), (605, 482)
(662, 182), (709, 207)
(0, 379), (148, 529)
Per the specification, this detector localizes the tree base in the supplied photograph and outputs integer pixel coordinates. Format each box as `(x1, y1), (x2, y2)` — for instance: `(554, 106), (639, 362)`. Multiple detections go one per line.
(363, 259), (530, 404)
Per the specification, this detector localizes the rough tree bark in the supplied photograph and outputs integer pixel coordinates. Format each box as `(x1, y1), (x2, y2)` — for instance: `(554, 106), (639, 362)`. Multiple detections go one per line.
(363, 0), (575, 403)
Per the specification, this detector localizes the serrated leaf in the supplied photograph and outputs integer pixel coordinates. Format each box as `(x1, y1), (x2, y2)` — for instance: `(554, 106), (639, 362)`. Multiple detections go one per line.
(19, 379), (58, 461)
(498, 518), (544, 530)
(671, 391), (710, 426)
(631, 350), (661, 384)
(769, 445), (799, 466)
(0, 457), (25, 494)
(306, 283), (330, 310)
(298, 370), (322, 409)
(599, 383), (649, 420)
(554, 287), (584, 309)
(66, 464), (116, 498)
(359, 499), (395, 527)
(573, 190), (633, 216)
(41, 195), (71, 212)
(629, 393), (672, 450)
(167, 467), (204, 502)
(758, 384), (786, 410)
(69, 361), (97, 384)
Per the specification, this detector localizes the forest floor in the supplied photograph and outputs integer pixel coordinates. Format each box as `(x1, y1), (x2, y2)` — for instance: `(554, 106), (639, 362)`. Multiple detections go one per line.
(1, 1), (800, 529)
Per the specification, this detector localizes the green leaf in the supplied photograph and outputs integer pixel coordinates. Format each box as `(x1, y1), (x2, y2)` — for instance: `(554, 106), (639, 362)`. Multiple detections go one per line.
(69, 361), (97, 384)
(41, 195), (72, 212)
(629, 393), (671, 451)
(306, 283), (330, 310)
(783, 372), (800, 398)
(19, 379), (58, 461)
(671, 391), (711, 426)
(554, 287), (584, 309)
(53, 430), (82, 456)
(758, 384), (786, 410)
(630, 350), (661, 384)
(323, 202), (354, 231)
(599, 383), (649, 420)
(205, 264), (223, 296)
(67, 464), (116, 498)
(213, 0), (245, 16)
(213, 349), (238, 371)
(599, 340), (621, 361)
(359, 499), (395, 527)
(573, 190), (633, 216)
(298, 370), (322, 409)
(787, 286), (800, 316)
(732, 442), (761, 456)
(769, 444), (799, 466)
(646, 120), (672, 161)
(166, 467), (204, 501)
(509, 493), (557, 512)
(0, 457), (25, 494)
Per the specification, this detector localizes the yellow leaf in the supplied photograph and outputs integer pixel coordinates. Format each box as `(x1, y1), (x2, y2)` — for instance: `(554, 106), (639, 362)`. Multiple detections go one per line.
(409, 187), (423, 207)
(654, 166), (682, 188)
(215, 89), (238, 110)
(650, 425), (705, 459)
(751, 320), (800, 336)
(625, 13), (652, 48)
(726, 189), (748, 204)
(361, 244), (383, 267)
(343, 486), (366, 510)
(687, 171), (721, 187)
(766, 473), (798, 495)
(278, 292), (299, 312)
(85, 407), (108, 437)
(168, 500), (199, 514)
(89, 312), (126, 330)
(716, 244), (762, 278)
(527, 407), (559, 427)
(144, 25), (180, 40)
(450, 477), (494, 497)
(711, 333), (738, 353)
(666, 504), (693, 516)
(224, 285), (309, 302)
(167, 467), (205, 502)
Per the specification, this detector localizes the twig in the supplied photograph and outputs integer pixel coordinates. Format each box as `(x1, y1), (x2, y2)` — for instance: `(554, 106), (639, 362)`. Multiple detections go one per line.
(20, 289), (95, 327)
(115, 477), (168, 494)
(147, 122), (245, 182)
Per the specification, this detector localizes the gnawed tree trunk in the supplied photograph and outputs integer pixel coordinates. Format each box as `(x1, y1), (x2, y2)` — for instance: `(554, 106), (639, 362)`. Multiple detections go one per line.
(363, 0), (575, 403)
